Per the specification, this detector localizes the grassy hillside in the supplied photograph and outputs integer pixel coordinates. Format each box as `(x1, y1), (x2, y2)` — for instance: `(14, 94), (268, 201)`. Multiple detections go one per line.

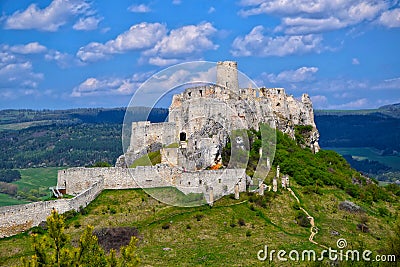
(0, 131), (399, 266)
(0, 167), (61, 207)
(0, 183), (398, 266)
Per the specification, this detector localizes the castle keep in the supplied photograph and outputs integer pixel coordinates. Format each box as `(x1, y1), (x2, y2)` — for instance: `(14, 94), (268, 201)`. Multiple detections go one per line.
(0, 61), (320, 238)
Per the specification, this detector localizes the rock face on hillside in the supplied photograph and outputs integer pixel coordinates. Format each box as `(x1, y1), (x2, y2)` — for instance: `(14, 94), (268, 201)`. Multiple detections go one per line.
(120, 61), (320, 171)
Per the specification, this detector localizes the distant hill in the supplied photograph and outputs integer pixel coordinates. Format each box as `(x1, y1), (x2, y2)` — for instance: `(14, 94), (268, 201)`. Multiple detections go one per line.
(314, 103), (400, 182)
(0, 107), (168, 130)
(0, 107), (168, 168)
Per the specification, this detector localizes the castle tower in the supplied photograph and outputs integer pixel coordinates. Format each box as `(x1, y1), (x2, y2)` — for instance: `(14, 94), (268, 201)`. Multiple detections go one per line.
(216, 61), (239, 92)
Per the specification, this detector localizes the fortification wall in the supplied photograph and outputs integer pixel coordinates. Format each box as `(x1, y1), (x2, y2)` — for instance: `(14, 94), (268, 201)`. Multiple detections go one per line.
(0, 180), (103, 238)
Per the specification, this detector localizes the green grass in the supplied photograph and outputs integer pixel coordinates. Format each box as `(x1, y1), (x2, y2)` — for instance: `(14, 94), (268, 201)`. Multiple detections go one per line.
(325, 147), (400, 170)
(0, 167), (62, 207)
(1, 184), (398, 267)
(0, 193), (28, 206)
(130, 151), (161, 168)
(145, 187), (206, 207)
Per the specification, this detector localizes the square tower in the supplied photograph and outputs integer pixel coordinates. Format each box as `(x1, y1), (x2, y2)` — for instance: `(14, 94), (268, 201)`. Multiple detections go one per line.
(216, 61), (239, 92)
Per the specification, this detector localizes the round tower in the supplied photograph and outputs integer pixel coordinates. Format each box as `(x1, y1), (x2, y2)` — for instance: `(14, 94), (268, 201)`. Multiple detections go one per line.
(216, 61), (239, 92)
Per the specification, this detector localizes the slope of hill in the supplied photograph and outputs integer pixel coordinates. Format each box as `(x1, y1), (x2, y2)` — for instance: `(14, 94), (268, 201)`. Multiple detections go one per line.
(0, 131), (399, 266)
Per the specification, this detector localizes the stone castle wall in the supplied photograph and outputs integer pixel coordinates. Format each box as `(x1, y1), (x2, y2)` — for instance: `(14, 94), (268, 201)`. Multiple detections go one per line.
(58, 166), (246, 198)
(0, 179), (104, 238)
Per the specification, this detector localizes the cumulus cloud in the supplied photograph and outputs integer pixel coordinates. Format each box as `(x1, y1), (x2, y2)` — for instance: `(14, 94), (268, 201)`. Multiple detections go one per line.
(231, 25), (323, 57)
(77, 22), (167, 62)
(0, 60), (43, 90)
(4, 0), (93, 31)
(143, 22), (218, 65)
(45, 50), (84, 68)
(77, 22), (218, 65)
(73, 16), (102, 31)
(71, 72), (153, 97)
(378, 8), (400, 28)
(239, 0), (395, 34)
(128, 4), (151, 13)
(6, 42), (47, 54)
(0, 45), (44, 90)
(264, 66), (319, 83)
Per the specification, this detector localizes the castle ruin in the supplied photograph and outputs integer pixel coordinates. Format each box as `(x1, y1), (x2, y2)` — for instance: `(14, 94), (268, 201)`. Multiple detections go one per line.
(0, 61), (320, 238)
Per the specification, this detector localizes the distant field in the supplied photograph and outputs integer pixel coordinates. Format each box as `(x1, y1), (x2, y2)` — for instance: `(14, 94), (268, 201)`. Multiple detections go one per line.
(0, 120), (54, 131)
(324, 147), (400, 170)
(0, 167), (62, 207)
(16, 167), (62, 195)
(0, 193), (28, 206)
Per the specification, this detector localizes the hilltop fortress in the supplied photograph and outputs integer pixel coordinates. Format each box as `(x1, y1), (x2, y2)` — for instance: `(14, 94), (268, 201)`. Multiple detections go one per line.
(0, 61), (320, 238)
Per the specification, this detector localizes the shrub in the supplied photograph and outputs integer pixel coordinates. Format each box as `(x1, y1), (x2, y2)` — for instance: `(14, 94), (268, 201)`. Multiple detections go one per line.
(194, 214), (204, 221)
(74, 221), (81, 228)
(295, 211), (311, 228)
(246, 230), (251, 237)
(238, 218), (246, 226)
(162, 223), (170, 230)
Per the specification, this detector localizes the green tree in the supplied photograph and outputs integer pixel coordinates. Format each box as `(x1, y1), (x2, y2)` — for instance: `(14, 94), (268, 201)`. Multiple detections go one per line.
(119, 236), (140, 267)
(76, 225), (107, 266)
(47, 210), (69, 266)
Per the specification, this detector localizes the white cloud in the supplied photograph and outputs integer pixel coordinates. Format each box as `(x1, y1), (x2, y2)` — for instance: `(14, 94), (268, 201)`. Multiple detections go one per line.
(4, 0), (93, 31)
(144, 22), (218, 65)
(276, 16), (346, 34)
(73, 16), (102, 31)
(77, 22), (167, 62)
(71, 73), (153, 97)
(148, 57), (181, 66)
(45, 50), (83, 68)
(352, 58), (360, 65)
(77, 22), (218, 65)
(310, 95), (328, 108)
(0, 46), (44, 90)
(239, 0), (394, 34)
(172, 0), (182, 5)
(264, 66), (319, 83)
(128, 4), (151, 13)
(231, 25), (323, 57)
(208, 7), (216, 14)
(378, 8), (400, 28)
(6, 42), (47, 54)
(374, 77), (400, 89)
(329, 98), (368, 109)
(0, 60), (43, 89)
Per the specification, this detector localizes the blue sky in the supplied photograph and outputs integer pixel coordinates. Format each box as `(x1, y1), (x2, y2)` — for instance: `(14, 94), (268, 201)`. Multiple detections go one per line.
(0, 0), (399, 110)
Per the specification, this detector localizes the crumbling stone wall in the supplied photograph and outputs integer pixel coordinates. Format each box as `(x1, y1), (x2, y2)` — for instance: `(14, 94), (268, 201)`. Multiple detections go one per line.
(0, 179), (103, 238)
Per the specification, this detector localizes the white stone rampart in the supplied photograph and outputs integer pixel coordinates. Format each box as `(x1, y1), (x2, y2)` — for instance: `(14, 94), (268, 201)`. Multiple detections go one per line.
(0, 179), (103, 238)
(58, 166), (247, 200)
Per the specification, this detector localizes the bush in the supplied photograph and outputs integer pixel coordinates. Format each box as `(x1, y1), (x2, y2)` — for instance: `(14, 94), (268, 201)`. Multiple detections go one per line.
(194, 214), (204, 221)
(246, 230), (251, 237)
(238, 218), (246, 226)
(162, 223), (170, 230)
(295, 211), (311, 228)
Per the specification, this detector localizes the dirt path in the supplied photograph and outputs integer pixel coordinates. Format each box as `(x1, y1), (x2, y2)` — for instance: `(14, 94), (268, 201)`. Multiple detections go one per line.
(287, 188), (328, 249)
